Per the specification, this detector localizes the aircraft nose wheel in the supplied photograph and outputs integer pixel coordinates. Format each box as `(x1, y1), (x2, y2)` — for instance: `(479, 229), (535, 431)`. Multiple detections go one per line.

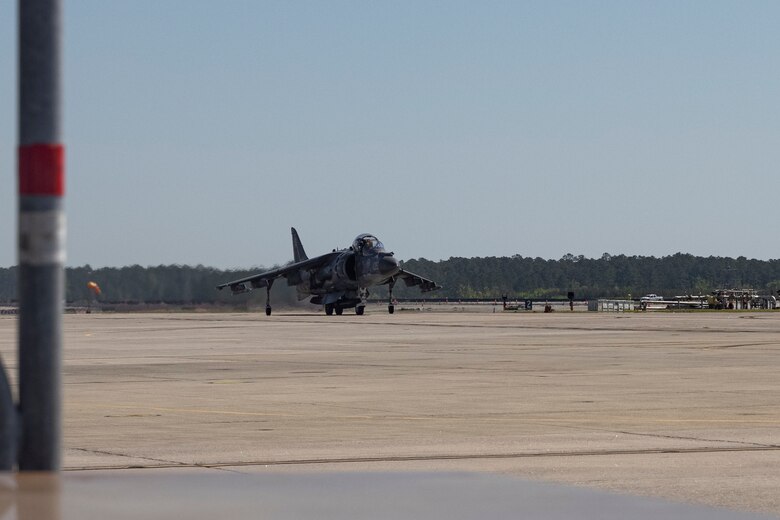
(265, 306), (272, 316)
(388, 304), (394, 314)
(356, 306), (365, 315)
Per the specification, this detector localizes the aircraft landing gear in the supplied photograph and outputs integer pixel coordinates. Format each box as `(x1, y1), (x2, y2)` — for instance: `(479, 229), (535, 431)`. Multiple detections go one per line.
(356, 288), (368, 316)
(325, 303), (344, 315)
(265, 283), (273, 316)
(388, 278), (396, 314)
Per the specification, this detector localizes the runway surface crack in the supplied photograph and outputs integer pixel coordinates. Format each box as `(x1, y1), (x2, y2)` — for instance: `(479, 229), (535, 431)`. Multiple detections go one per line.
(69, 447), (189, 468)
(610, 429), (779, 449)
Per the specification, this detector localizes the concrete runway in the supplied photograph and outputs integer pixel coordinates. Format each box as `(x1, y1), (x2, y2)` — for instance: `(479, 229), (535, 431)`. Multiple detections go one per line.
(1, 310), (779, 515)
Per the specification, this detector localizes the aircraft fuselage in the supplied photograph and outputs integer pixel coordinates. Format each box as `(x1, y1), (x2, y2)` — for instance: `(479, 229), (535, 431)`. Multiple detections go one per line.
(298, 235), (400, 307)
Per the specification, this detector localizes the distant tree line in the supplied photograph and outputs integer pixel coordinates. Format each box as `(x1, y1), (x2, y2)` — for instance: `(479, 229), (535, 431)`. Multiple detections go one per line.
(1, 254), (780, 306)
(0, 265), (303, 309)
(401, 253), (780, 300)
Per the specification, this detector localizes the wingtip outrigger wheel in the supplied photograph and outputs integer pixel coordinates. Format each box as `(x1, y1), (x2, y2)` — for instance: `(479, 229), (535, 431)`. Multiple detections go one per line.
(265, 280), (273, 316)
(388, 277), (396, 314)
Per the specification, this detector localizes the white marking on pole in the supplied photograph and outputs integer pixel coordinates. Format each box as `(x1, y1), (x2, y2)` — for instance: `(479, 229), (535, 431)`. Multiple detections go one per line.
(18, 210), (66, 265)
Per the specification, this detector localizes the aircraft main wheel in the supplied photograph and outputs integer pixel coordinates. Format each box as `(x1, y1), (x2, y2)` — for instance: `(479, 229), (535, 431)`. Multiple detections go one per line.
(265, 306), (272, 316)
(325, 304), (334, 316)
(388, 304), (394, 314)
(356, 306), (365, 316)
(335, 306), (344, 315)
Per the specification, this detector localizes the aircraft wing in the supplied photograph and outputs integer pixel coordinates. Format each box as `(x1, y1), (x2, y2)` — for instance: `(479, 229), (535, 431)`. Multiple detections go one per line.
(216, 252), (340, 294)
(390, 269), (441, 293)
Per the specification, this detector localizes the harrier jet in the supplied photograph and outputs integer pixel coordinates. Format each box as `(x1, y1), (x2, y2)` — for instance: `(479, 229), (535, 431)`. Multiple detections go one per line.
(217, 228), (440, 316)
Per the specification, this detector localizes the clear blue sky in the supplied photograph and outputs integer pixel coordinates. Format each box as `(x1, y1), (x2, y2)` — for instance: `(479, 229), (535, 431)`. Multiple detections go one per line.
(2, 1), (779, 268)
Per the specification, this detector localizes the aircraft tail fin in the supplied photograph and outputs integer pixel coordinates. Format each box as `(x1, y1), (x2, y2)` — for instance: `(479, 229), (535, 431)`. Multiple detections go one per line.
(291, 227), (308, 262)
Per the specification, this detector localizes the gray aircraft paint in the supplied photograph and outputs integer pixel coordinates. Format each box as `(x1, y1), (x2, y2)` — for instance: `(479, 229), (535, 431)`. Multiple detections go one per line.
(217, 228), (438, 316)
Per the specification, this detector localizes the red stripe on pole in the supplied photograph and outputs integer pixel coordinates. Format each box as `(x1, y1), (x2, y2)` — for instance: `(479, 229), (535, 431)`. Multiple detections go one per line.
(18, 144), (65, 196)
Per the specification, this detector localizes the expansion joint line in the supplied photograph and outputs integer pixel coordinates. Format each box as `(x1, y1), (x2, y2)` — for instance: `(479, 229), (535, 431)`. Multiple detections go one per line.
(63, 445), (780, 472)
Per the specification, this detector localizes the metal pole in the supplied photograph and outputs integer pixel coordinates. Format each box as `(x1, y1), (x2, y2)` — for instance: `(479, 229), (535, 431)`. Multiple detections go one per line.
(17, 0), (64, 471)
(0, 357), (15, 470)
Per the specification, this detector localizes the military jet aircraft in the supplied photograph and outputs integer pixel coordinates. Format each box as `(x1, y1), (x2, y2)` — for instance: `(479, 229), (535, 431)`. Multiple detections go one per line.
(216, 228), (440, 316)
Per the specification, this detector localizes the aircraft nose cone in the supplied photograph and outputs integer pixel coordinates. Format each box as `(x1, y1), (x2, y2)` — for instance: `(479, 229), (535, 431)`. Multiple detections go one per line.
(379, 255), (399, 276)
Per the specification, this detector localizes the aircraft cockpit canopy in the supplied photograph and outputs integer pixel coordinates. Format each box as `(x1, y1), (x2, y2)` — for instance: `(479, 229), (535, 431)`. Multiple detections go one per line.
(353, 234), (385, 255)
